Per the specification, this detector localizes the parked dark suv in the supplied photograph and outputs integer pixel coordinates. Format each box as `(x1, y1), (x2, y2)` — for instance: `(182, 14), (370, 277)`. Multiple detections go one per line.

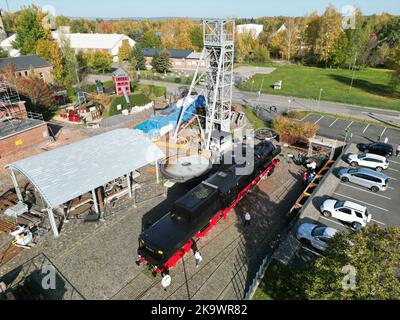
(357, 143), (393, 157)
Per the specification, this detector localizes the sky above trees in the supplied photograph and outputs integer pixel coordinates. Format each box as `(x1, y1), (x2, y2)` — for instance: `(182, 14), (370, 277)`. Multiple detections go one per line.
(6, 0), (400, 18)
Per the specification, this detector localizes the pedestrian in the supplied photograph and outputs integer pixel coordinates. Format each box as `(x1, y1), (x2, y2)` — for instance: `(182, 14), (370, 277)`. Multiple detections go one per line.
(244, 212), (251, 226)
(306, 160), (316, 173)
(194, 251), (202, 268)
(384, 137), (389, 144)
(302, 171), (309, 185)
(191, 239), (198, 254)
(397, 144), (400, 157)
(161, 274), (171, 291)
(307, 172), (315, 184)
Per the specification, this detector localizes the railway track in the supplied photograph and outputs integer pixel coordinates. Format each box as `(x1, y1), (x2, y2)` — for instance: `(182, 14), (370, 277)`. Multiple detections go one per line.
(111, 211), (241, 300)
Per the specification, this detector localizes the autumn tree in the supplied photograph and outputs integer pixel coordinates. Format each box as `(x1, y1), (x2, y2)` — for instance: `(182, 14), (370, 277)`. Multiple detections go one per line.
(70, 19), (95, 33)
(17, 75), (54, 117)
(269, 19), (299, 61)
(61, 38), (81, 85)
(190, 25), (204, 51)
(36, 39), (64, 83)
(282, 19), (300, 61)
(84, 50), (113, 73)
(387, 44), (400, 88)
(13, 6), (52, 55)
(118, 39), (132, 62)
(141, 30), (161, 48)
(0, 63), (17, 84)
(346, 11), (375, 67)
(160, 19), (195, 50)
(55, 15), (71, 28)
(305, 225), (400, 299)
(315, 6), (343, 65)
(304, 7), (343, 66)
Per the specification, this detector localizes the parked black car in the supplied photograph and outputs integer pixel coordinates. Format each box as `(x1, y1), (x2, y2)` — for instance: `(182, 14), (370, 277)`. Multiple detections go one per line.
(357, 143), (394, 157)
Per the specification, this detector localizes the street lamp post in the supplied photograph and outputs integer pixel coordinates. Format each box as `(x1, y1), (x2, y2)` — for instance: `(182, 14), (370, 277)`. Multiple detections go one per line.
(318, 88), (323, 111)
(251, 80), (255, 92)
(287, 98), (292, 114)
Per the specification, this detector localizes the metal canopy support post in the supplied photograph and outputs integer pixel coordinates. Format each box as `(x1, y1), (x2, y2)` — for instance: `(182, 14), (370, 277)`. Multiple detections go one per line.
(92, 189), (99, 214)
(155, 160), (160, 184)
(127, 173), (132, 198)
(9, 169), (23, 202)
(47, 208), (59, 237)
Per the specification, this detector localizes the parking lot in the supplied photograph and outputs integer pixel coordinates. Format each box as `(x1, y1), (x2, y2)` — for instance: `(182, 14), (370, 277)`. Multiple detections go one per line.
(319, 154), (400, 233)
(302, 113), (400, 146)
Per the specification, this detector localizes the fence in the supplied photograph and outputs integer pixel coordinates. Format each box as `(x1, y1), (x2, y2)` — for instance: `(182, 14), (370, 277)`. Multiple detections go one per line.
(244, 143), (350, 300)
(0, 253), (85, 300)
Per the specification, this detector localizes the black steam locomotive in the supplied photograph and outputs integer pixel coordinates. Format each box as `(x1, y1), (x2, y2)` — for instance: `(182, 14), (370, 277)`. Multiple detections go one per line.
(136, 141), (281, 275)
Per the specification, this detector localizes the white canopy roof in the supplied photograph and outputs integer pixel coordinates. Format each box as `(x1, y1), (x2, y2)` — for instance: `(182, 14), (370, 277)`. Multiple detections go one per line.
(6, 129), (164, 209)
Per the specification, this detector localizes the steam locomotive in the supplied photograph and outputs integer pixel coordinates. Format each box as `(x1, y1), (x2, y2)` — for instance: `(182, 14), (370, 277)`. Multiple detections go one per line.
(136, 141), (281, 275)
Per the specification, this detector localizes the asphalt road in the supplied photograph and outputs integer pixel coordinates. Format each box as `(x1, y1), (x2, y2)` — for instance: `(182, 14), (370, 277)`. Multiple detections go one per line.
(139, 79), (400, 124)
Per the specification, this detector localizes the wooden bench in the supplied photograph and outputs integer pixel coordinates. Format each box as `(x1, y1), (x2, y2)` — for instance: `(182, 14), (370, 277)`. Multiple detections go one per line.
(68, 203), (93, 219)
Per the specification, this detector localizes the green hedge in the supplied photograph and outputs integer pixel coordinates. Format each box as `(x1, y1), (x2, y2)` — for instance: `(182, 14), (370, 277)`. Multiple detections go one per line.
(148, 85), (166, 97)
(107, 93), (152, 116)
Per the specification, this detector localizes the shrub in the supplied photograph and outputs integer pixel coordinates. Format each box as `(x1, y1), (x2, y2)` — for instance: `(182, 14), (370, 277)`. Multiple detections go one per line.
(175, 77), (182, 83)
(148, 85), (166, 97)
(287, 110), (300, 119)
(272, 115), (318, 147)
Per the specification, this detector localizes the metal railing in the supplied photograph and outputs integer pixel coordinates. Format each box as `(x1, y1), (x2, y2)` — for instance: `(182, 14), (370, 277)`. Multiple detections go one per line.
(0, 253), (85, 300)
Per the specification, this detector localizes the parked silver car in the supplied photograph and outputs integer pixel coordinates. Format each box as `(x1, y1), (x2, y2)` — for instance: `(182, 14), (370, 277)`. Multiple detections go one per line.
(338, 168), (389, 192)
(296, 223), (338, 252)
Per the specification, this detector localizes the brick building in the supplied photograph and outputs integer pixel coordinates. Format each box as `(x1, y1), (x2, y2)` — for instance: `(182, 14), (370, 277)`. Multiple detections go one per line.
(0, 83), (50, 158)
(0, 55), (54, 83)
(142, 48), (205, 71)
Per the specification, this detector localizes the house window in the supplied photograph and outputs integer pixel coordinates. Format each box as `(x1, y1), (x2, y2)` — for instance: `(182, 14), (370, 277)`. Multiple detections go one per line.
(25, 71), (28, 76)
(17, 72), (22, 77)
(39, 72), (44, 79)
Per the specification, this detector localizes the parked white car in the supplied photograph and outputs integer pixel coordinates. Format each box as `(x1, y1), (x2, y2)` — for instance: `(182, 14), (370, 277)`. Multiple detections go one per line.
(347, 153), (389, 171)
(320, 199), (371, 229)
(296, 223), (338, 252)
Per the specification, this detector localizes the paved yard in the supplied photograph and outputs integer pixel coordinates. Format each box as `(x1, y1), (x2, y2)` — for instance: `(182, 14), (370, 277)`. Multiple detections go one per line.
(0, 148), (305, 300)
(234, 66), (276, 80)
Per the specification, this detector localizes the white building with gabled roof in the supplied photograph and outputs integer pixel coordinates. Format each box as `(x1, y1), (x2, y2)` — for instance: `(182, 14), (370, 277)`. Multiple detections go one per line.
(52, 31), (136, 62)
(0, 32), (136, 62)
(237, 24), (264, 39)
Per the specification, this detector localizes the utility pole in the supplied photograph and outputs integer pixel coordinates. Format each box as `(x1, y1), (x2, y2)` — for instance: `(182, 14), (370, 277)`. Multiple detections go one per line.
(318, 88), (323, 111)
(287, 98), (292, 114)
(349, 53), (358, 92)
(257, 77), (264, 101)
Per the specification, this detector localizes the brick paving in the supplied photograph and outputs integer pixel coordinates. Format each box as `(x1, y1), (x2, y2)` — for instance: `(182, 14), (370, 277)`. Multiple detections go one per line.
(1, 148), (304, 300)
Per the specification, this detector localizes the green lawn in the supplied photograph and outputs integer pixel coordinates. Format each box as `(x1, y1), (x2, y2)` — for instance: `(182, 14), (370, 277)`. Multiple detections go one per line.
(241, 106), (270, 129)
(253, 259), (306, 300)
(238, 65), (400, 111)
